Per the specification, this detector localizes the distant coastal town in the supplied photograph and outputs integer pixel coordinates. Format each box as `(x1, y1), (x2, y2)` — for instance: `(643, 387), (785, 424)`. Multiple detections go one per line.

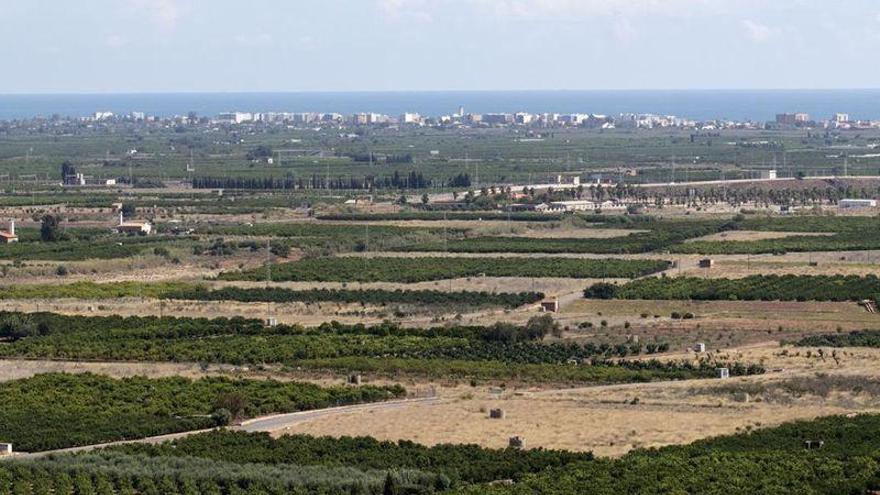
(15, 107), (875, 131)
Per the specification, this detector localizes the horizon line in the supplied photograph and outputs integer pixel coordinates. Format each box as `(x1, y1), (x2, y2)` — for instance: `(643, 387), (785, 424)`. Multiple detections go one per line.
(2, 88), (880, 97)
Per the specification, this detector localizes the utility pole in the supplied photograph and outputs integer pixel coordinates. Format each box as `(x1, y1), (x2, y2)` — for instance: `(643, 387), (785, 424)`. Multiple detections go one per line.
(363, 224), (369, 270)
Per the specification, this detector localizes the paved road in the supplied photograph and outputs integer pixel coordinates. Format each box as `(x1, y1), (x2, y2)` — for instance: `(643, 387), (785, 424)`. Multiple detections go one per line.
(238, 397), (443, 432)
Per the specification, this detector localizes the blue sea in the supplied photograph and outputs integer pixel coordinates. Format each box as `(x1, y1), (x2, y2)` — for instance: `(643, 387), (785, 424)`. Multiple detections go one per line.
(0, 90), (879, 122)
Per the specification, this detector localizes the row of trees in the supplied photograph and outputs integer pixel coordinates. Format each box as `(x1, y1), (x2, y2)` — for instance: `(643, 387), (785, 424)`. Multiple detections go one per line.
(191, 170), (471, 190)
(460, 414), (880, 494)
(164, 286), (544, 309)
(586, 275), (880, 302)
(221, 257), (672, 283)
(112, 429), (592, 486)
(0, 372), (403, 452)
(0, 312), (762, 385)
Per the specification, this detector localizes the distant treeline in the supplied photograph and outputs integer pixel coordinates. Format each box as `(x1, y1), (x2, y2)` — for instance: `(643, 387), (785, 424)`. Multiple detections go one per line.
(220, 256), (672, 283)
(319, 211), (564, 222)
(192, 170), (471, 190)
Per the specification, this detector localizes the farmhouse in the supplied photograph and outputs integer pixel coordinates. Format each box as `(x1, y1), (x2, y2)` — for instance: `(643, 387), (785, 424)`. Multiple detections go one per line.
(0, 220), (17, 244)
(547, 200), (597, 212)
(540, 299), (559, 312)
(839, 198), (877, 208)
(114, 212), (152, 235)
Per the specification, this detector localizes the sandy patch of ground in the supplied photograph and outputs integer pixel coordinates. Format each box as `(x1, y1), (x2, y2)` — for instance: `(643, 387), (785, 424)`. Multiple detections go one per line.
(272, 356), (880, 456)
(215, 277), (601, 298)
(559, 298), (879, 348)
(511, 228), (646, 239)
(685, 230), (833, 242)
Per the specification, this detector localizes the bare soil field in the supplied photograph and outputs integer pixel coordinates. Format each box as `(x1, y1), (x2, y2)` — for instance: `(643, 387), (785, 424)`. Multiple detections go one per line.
(684, 230), (833, 242)
(0, 293), (553, 328)
(273, 344), (880, 456)
(215, 277), (602, 298)
(560, 298), (878, 349)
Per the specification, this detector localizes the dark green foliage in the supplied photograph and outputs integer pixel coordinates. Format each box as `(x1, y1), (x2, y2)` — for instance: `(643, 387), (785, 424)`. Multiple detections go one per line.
(403, 220), (724, 254)
(0, 312), (757, 384)
(796, 329), (880, 348)
(583, 282), (617, 299)
(459, 414), (880, 494)
(221, 257), (671, 282)
(0, 235), (195, 261)
(2, 452), (443, 495)
(195, 222), (447, 253)
(0, 373), (403, 452)
(110, 430), (591, 486)
(592, 274), (880, 302)
(673, 215), (880, 254)
(164, 286), (544, 309)
(39, 215), (63, 243)
(318, 212), (566, 222)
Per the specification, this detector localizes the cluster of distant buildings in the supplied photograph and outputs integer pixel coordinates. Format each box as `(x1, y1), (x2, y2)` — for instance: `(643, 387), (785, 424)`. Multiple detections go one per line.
(74, 107), (879, 131)
(207, 108), (697, 129)
(774, 112), (875, 130)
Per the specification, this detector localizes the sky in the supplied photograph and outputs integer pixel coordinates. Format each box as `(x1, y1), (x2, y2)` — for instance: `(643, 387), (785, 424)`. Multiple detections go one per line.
(1, 0), (880, 93)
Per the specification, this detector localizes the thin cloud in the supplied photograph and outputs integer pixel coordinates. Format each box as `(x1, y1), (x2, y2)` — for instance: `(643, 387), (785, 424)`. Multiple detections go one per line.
(233, 33), (273, 47)
(378, 0), (433, 22)
(741, 19), (776, 42)
(105, 34), (128, 49)
(127, 0), (188, 29)
(380, 0), (749, 20)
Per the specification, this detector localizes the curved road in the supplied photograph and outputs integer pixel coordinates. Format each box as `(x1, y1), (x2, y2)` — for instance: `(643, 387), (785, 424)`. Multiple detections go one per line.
(10, 396), (443, 459)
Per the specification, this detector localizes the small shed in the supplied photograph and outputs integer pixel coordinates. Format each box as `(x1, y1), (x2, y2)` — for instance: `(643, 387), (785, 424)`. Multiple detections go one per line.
(699, 259), (714, 268)
(265, 317), (278, 327)
(694, 342), (706, 353)
(0, 220), (18, 244)
(0, 443), (11, 455)
(717, 367), (730, 379)
(804, 440), (824, 450)
(540, 299), (559, 313)
(489, 408), (506, 419)
(347, 373), (362, 385)
(508, 436), (525, 450)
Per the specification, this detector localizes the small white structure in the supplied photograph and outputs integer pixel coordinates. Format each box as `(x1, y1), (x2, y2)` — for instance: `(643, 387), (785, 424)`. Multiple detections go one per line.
(717, 368), (730, 379)
(265, 317), (278, 327)
(0, 443), (11, 455)
(115, 211), (152, 235)
(547, 200), (597, 212)
(540, 299), (559, 313)
(839, 199), (877, 208)
(759, 169), (777, 180)
(694, 342), (706, 353)
(0, 220), (17, 244)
